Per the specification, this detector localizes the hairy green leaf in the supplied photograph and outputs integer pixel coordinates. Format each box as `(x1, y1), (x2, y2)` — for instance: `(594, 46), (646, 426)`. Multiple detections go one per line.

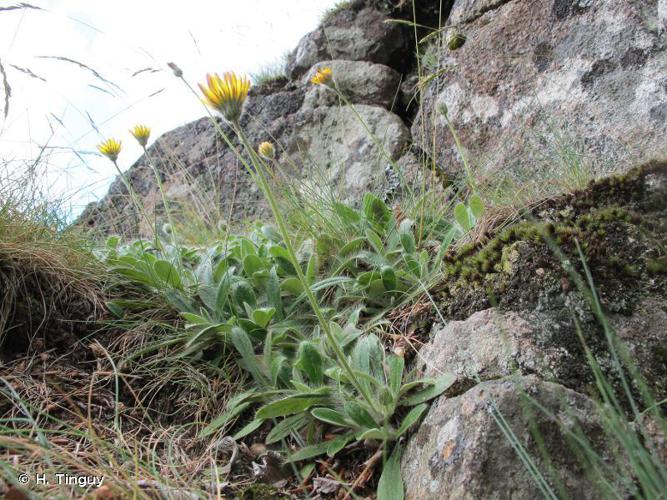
(232, 280), (256, 308)
(363, 193), (392, 231)
(251, 307), (276, 328)
(356, 428), (386, 440)
(344, 402), (377, 429)
(266, 413), (308, 444)
(267, 266), (284, 319)
(396, 404), (427, 437)
(400, 231), (416, 254)
(257, 395), (326, 419)
(153, 260), (182, 289)
(401, 374), (455, 406)
(326, 433), (354, 457)
(365, 228), (385, 255)
(286, 440), (333, 463)
(333, 201), (362, 224)
(377, 445), (404, 500)
(388, 355), (404, 399)
(454, 202), (471, 231)
(381, 265), (397, 292)
(243, 254), (264, 276)
(295, 341), (324, 385)
(311, 408), (352, 428)
(231, 327), (265, 385)
(233, 417), (265, 440)
(469, 194), (484, 219)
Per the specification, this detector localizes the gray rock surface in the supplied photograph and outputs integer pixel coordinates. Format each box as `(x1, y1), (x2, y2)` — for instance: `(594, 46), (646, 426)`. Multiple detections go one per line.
(419, 301), (667, 399)
(413, 0), (667, 179)
(286, 6), (407, 79)
(283, 104), (409, 203)
(401, 376), (622, 500)
(417, 308), (566, 388)
(302, 60), (401, 109)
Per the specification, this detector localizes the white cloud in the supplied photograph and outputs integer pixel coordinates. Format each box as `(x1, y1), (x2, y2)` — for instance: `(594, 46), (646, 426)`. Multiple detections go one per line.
(0, 0), (337, 215)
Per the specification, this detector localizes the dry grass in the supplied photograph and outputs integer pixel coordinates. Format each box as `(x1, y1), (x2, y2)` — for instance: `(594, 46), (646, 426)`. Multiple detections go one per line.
(0, 318), (244, 497)
(0, 207), (106, 354)
(0, 190), (247, 497)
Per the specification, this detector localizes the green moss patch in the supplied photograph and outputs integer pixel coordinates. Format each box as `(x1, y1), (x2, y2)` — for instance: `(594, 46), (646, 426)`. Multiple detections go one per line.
(437, 161), (667, 320)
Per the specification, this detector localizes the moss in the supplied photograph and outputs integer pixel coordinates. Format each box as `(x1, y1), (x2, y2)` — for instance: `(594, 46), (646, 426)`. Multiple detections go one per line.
(237, 483), (290, 499)
(448, 32), (467, 50)
(437, 162), (667, 320)
(647, 256), (667, 274)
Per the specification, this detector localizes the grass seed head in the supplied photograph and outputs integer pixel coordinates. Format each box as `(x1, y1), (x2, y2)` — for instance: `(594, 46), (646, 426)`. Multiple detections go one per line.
(167, 61), (183, 77)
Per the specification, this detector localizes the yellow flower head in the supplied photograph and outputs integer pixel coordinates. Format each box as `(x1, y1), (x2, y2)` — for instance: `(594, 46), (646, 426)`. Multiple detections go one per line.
(130, 124), (151, 147)
(311, 66), (333, 86)
(257, 141), (275, 160)
(199, 72), (251, 123)
(97, 138), (122, 162)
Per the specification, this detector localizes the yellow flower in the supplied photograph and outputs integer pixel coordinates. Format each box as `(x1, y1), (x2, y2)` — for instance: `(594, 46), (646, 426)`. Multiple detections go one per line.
(97, 138), (122, 162)
(310, 66), (333, 86)
(130, 124), (151, 147)
(257, 141), (275, 160)
(199, 72), (251, 123)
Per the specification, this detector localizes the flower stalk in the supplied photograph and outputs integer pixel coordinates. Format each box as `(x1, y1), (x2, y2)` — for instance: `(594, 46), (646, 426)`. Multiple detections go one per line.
(234, 123), (381, 415)
(97, 138), (155, 236)
(129, 125), (178, 243)
(188, 70), (381, 415)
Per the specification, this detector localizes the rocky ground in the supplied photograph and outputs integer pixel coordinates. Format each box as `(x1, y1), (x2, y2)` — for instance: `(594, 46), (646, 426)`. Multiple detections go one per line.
(403, 161), (667, 498)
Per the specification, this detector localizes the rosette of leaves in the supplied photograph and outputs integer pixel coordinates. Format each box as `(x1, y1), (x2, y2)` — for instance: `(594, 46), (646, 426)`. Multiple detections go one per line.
(202, 325), (455, 485)
(317, 193), (462, 311)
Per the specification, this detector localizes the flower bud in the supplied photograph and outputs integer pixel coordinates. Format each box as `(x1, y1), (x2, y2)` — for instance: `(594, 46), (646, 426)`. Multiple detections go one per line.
(257, 141), (275, 160)
(167, 62), (183, 78)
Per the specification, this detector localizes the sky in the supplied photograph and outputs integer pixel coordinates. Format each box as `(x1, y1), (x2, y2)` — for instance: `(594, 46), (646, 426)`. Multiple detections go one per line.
(0, 0), (338, 216)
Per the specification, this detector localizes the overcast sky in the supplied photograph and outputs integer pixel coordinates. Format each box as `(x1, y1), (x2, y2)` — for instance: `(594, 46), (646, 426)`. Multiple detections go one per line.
(0, 0), (337, 216)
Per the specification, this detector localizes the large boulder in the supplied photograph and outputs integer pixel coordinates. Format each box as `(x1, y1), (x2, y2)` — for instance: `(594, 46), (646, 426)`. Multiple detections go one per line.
(401, 376), (623, 499)
(302, 60), (401, 109)
(286, 6), (408, 79)
(283, 104), (410, 203)
(412, 0), (667, 179)
(418, 300), (667, 401)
